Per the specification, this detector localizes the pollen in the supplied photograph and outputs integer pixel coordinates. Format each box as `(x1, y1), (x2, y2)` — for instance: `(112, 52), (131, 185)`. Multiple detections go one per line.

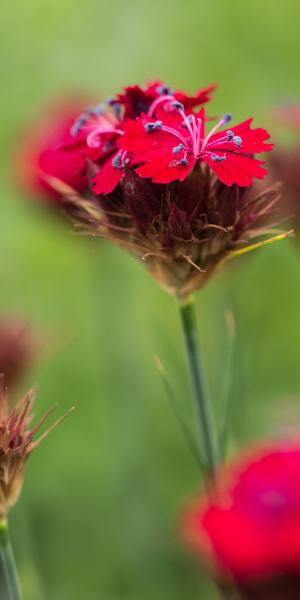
(144, 121), (163, 132)
(211, 153), (226, 162)
(233, 135), (243, 147)
(172, 144), (185, 154)
(112, 154), (123, 169)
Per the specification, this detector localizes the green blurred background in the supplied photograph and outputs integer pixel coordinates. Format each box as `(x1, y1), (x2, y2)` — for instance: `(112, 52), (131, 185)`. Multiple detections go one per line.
(1, 0), (300, 598)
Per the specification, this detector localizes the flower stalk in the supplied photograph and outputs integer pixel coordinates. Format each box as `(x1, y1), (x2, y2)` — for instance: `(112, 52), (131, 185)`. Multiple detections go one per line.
(178, 294), (218, 477)
(0, 521), (22, 600)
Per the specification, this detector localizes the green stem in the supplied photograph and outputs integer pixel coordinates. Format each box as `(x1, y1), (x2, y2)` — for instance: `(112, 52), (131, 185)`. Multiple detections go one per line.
(178, 294), (218, 476)
(0, 522), (23, 600)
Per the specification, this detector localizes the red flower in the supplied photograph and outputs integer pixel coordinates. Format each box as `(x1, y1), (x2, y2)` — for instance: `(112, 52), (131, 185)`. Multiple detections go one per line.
(182, 442), (300, 586)
(71, 81), (215, 195)
(16, 99), (91, 202)
(120, 101), (273, 187)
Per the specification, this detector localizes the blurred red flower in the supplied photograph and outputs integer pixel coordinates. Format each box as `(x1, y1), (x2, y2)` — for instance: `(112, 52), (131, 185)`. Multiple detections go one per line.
(270, 104), (300, 234)
(0, 317), (37, 391)
(182, 442), (300, 598)
(16, 99), (92, 202)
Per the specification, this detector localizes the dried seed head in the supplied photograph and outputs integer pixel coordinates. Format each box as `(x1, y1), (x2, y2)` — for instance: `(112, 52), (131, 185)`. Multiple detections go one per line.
(0, 382), (73, 522)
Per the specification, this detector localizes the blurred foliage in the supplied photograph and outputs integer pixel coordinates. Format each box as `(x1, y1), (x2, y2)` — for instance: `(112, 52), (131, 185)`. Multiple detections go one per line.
(1, 0), (300, 598)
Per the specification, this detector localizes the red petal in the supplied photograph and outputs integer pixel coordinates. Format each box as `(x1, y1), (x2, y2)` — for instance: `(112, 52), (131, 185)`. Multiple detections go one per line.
(92, 155), (123, 195)
(137, 151), (195, 184)
(203, 153), (268, 187)
(209, 119), (273, 154)
(120, 118), (178, 158)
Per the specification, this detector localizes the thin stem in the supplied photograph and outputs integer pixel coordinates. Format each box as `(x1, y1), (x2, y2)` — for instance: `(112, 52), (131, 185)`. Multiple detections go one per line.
(0, 521), (23, 600)
(178, 294), (218, 476)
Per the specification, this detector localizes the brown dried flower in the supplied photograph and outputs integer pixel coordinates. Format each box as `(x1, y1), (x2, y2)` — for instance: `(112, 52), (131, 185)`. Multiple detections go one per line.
(0, 383), (73, 522)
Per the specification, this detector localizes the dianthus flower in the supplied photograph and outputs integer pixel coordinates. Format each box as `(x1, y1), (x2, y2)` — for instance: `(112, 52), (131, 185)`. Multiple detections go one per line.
(70, 81), (216, 195)
(38, 81), (290, 296)
(17, 83), (215, 203)
(182, 442), (300, 599)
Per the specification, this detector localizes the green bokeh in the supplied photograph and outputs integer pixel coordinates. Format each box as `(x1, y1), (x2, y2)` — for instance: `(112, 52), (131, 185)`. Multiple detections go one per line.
(1, 1), (300, 598)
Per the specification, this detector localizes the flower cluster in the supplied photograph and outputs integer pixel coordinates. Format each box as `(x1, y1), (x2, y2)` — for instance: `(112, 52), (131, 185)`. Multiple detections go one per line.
(19, 80), (287, 296)
(182, 442), (300, 600)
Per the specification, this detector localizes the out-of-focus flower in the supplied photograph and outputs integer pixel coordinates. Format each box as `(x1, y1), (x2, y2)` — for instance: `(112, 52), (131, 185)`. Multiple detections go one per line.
(269, 105), (300, 233)
(36, 81), (290, 296)
(16, 99), (92, 203)
(0, 384), (73, 522)
(182, 442), (300, 599)
(0, 317), (37, 391)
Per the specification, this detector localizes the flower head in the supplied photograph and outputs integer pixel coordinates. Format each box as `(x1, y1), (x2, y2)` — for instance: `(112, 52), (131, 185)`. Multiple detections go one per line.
(70, 81), (216, 195)
(36, 81), (289, 295)
(0, 383), (73, 521)
(182, 441), (300, 599)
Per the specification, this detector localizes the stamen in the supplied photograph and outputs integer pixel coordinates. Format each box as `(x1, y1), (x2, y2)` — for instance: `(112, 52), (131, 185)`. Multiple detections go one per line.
(171, 100), (184, 111)
(172, 143), (184, 154)
(148, 94), (176, 117)
(90, 103), (106, 116)
(211, 153), (226, 162)
(112, 154), (123, 169)
(181, 115), (194, 128)
(87, 126), (123, 148)
(233, 135), (243, 147)
(71, 113), (89, 137)
(102, 141), (114, 152)
(221, 113), (232, 125)
(202, 114), (233, 150)
(226, 130), (234, 141)
(168, 158), (189, 168)
(156, 84), (173, 96)
(144, 120), (163, 132)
